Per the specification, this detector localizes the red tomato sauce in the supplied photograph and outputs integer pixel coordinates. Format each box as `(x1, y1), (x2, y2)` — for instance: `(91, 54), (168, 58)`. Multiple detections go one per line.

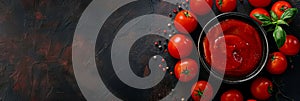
(203, 19), (262, 77)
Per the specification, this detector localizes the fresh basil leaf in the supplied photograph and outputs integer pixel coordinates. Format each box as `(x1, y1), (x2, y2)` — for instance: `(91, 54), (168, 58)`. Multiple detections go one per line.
(270, 10), (278, 21)
(273, 26), (286, 48)
(261, 21), (273, 26)
(280, 8), (298, 21)
(277, 20), (289, 26)
(254, 14), (271, 22)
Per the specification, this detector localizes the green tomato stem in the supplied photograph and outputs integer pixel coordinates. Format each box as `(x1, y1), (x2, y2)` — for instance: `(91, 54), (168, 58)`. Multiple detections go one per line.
(183, 11), (191, 18)
(195, 89), (204, 97)
(280, 6), (288, 12)
(218, 0), (223, 7)
(181, 66), (190, 75)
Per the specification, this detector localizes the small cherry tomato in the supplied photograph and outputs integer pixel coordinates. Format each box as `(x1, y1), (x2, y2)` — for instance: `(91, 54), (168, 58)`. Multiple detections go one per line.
(191, 81), (213, 101)
(247, 99), (257, 101)
(190, 0), (213, 15)
(216, 0), (237, 12)
(251, 77), (273, 100)
(279, 35), (300, 56)
(174, 10), (198, 34)
(248, 0), (271, 8)
(221, 89), (243, 101)
(250, 8), (270, 24)
(168, 34), (193, 59)
(271, 1), (292, 18)
(174, 58), (199, 82)
(266, 52), (288, 75)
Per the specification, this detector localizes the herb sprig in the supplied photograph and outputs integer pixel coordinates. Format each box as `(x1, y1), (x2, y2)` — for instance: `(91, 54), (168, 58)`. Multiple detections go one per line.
(254, 8), (298, 48)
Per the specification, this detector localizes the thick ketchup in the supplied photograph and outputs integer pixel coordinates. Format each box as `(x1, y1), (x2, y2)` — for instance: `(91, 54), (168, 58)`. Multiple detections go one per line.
(203, 19), (262, 77)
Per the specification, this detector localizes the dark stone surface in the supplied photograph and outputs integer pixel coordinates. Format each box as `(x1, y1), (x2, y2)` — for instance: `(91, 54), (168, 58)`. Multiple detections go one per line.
(0, 0), (299, 101)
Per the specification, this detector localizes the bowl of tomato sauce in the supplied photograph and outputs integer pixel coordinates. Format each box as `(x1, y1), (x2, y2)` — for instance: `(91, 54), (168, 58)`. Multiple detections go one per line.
(198, 12), (269, 83)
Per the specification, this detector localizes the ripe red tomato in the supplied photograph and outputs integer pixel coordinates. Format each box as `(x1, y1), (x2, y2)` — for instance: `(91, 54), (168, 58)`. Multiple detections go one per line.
(248, 0), (271, 8)
(251, 77), (273, 100)
(174, 10), (198, 34)
(190, 0), (213, 15)
(216, 0), (237, 12)
(191, 81), (213, 101)
(279, 35), (300, 56)
(174, 58), (199, 82)
(250, 8), (270, 24)
(247, 99), (257, 101)
(168, 34), (193, 59)
(271, 1), (292, 18)
(266, 52), (287, 75)
(221, 89), (243, 101)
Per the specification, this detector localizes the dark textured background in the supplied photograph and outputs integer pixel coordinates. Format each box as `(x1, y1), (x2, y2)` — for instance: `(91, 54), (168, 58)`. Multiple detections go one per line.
(0, 0), (299, 101)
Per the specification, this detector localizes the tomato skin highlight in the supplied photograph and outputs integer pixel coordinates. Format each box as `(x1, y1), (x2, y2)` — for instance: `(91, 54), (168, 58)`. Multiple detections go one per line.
(250, 8), (270, 24)
(191, 81), (213, 101)
(248, 0), (271, 8)
(174, 58), (199, 82)
(216, 0), (237, 12)
(279, 35), (300, 56)
(266, 52), (288, 75)
(168, 34), (193, 59)
(221, 89), (243, 101)
(174, 10), (198, 34)
(190, 0), (213, 15)
(251, 77), (273, 100)
(271, 1), (292, 19)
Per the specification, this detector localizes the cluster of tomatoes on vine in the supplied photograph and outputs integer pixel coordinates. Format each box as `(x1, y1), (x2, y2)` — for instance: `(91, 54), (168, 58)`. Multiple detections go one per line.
(165, 0), (299, 101)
